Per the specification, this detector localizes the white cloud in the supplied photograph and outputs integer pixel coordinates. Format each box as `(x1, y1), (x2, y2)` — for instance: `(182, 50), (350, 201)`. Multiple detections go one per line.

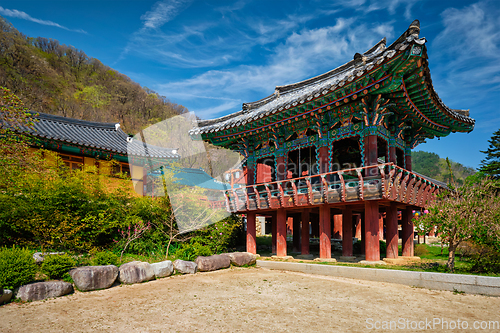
(324, 0), (421, 20)
(0, 6), (87, 33)
(140, 0), (192, 30)
(157, 19), (394, 118)
(431, 2), (500, 110)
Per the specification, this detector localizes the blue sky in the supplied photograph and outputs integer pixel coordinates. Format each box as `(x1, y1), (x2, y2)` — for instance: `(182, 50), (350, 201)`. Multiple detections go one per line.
(1, 0), (499, 169)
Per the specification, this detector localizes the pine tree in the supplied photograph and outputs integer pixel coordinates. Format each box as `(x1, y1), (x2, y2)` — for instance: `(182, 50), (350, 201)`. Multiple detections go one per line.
(480, 129), (500, 178)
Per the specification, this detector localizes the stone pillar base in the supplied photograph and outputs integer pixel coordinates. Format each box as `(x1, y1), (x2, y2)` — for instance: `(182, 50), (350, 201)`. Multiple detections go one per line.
(314, 258), (337, 263)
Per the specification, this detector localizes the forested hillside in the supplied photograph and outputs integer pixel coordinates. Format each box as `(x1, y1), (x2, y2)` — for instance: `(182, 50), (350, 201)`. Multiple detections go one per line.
(0, 16), (186, 134)
(412, 151), (476, 186)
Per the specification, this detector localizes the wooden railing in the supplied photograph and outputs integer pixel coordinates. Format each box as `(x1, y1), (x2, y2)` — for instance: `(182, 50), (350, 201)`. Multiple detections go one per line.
(223, 163), (443, 213)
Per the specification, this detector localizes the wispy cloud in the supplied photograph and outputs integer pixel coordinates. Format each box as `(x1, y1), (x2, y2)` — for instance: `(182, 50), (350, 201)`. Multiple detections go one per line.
(140, 0), (192, 30)
(157, 19), (394, 117)
(430, 1), (500, 127)
(323, 0), (421, 20)
(0, 6), (87, 33)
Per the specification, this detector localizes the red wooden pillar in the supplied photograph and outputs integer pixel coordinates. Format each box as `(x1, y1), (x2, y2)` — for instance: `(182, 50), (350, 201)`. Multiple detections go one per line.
(276, 155), (286, 181)
(318, 146), (329, 173)
(360, 214), (365, 255)
(271, 212), (277, 254)
(404, 148), (412, 171)
(354, 214), (362, 238)
(364, 135), (378, 176)
(342, 208), (353, 257)
(319, 205), (331, 258)
(385, 202), (398, 259)
(364, 201), (380, 261)
(389, 146), (397, 164)
(276, 208), (287, 257)
(301, 209), (310, 255)
(402, 207), (414, 257)
(292, 214), (301, 252)
(246, 212), (257, 254)
(378, 213), (384, 240)
(333, 214), (342, 239)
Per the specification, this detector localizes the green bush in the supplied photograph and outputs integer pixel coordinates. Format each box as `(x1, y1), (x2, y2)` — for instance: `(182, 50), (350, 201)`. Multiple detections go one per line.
(0, 247), (37, 289)
(414, 244), (430, 257)
(92, 251), (119, 266)
(469, 247), (500, 274)
(41, 254), (76, 279)
(174, 242), (212, 261)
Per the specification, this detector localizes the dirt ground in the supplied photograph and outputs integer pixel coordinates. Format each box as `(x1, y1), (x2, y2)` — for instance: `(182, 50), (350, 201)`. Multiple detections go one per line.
(1, 267), (499, 333)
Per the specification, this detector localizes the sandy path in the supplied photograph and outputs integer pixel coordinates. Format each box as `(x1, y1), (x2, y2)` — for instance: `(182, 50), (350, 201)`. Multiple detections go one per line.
(1, 267), (499, 332)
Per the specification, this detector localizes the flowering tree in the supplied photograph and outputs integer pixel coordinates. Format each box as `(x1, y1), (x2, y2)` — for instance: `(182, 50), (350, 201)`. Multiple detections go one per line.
(419, 178), (500, 271)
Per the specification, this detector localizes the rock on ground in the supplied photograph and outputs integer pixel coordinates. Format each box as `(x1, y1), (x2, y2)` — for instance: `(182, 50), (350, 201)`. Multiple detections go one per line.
(69, 265), (118, 291)
(118, 261), (155, 284)
(151, 261), (173, 278)
(16, 281), (73, 302)
(224, 252), (256, 267)
(173, 260), (197, 274)
(195, 255), (231, 272)
(0, 288), (12, 304)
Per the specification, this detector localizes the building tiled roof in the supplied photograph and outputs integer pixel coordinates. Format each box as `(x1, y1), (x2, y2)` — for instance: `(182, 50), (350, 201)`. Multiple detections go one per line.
(17, 112), (179, 159)
(189, 20), (474, 136)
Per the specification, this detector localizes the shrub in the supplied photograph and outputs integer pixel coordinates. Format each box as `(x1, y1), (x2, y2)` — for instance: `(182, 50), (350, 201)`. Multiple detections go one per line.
(379, 240), (387, 254)
(41, 254), (76, 279)
(174, 242), (212, 261)
(92, 251), (119, 266)
(414, 244), (430, 257)
(0, 247), (37, 289)
(469, 246), (500, 274)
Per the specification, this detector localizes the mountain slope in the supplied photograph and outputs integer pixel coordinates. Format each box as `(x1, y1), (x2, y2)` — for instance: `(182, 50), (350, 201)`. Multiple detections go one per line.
(0, 16), (186, 134)
(412, 151), (476, 186)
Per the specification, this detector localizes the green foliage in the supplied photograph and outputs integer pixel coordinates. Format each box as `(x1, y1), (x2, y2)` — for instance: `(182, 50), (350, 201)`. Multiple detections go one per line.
(173, 215), (244, 260)
(41, 254), (76, 279)
(379, 240), (386, 254)
(414, 244), (430, 257)
(0, 17), (186, 133)
(470, 247), (500, 274)
(0, 152), (132, 251)
(419, 178), (500, 271)
(480, 128), (500, 178)
(412, 151), (476, 186)
(92, 251), (119, 266)
(0, 247), (37, 289)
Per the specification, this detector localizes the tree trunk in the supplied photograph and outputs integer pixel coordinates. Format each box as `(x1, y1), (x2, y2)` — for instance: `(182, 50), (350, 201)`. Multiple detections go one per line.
(447, 242), (457, 272)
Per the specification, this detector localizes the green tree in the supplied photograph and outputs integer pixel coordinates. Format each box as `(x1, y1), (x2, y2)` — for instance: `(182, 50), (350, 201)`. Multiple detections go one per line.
(419, 178), (500, 272)
(480, 129), (500, 178)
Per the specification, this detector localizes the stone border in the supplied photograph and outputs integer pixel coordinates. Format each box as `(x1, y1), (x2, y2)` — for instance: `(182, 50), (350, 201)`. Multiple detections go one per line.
(256, 260), (500, 296)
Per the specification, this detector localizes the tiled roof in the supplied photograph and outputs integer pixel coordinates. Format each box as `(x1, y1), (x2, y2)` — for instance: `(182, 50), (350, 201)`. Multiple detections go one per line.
(190, 20), (474, 136)
(17, 112), (179, 159)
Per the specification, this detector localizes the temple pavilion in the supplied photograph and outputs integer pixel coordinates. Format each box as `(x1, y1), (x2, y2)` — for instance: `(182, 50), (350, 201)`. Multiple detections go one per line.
(189, 20), (475, 262)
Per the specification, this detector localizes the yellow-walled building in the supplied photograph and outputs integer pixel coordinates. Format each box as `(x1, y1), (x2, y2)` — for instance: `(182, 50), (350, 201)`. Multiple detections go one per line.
(23, 112), (180, 196)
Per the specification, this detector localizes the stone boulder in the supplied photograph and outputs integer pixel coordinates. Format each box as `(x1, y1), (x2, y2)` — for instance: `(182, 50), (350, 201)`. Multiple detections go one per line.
(195, 254), (231, 272)
(224, 252), (257, 267)
(151, 261), (174, 278)
(118, 261), (155, 284)
(0, 288), (13, 304)
(16, 281), (73, 302)
(69, 265), (118, 291)
(173, 260), (197, 274)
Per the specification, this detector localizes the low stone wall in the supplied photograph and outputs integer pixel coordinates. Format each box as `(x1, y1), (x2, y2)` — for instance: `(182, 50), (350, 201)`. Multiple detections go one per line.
(256, 260), (500, 296)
